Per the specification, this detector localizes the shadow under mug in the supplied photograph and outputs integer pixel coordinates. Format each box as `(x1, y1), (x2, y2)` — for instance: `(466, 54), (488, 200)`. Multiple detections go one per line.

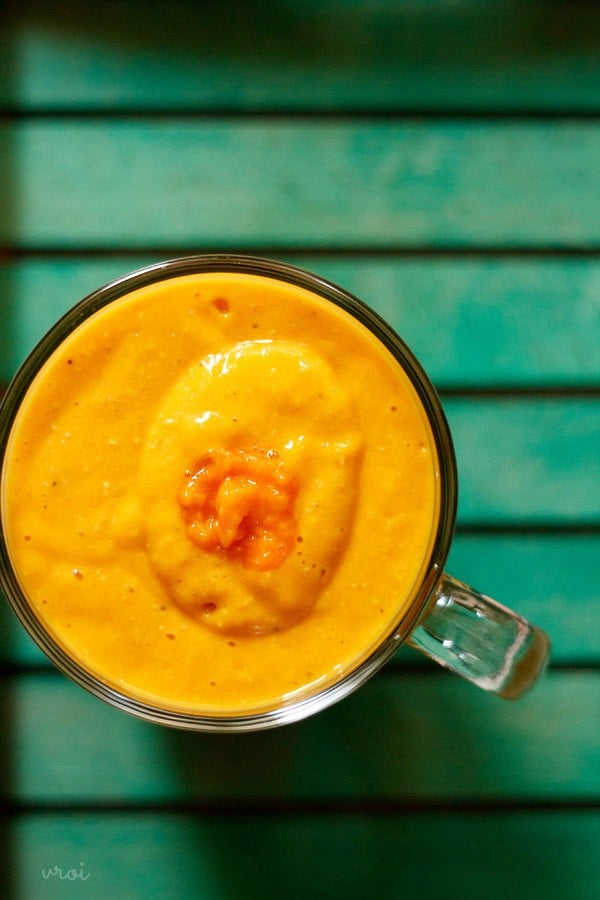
(0, 255), (551, 731)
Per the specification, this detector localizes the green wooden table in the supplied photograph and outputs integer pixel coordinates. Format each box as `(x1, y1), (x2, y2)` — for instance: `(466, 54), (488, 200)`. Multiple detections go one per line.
(1, 2), (599, 898)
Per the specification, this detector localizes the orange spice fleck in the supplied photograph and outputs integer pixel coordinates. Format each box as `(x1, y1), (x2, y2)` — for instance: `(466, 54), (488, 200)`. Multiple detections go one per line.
(213, 297), (230, 314)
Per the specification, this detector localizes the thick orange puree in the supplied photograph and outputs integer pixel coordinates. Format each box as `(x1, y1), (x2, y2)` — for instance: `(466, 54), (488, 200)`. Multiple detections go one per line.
(2, 272), (440, 715)
(178, 448), (299, 572)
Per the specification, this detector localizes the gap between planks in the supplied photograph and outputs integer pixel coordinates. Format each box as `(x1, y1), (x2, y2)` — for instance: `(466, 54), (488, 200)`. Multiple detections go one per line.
(2, 798), (599, 817)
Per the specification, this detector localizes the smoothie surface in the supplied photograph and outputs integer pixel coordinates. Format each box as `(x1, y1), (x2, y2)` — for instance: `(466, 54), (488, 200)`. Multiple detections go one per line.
(2, 271), (440, 715)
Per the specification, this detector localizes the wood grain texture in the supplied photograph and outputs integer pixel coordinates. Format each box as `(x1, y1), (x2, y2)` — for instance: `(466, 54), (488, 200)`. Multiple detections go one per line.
(1, 256), (599, 386)
(445, 398), (599, 524)
(2, 672), (598, 803)
(7, 812), (600, 900)
(2, 0), (600, 112)
(1, 121), (598, 249)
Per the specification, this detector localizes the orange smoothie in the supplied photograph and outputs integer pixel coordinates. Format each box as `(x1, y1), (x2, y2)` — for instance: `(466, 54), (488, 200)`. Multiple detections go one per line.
(1, 269), (440, 717)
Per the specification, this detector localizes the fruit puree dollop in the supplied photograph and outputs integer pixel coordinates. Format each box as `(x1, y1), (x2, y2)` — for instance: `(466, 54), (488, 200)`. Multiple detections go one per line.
(138, 339), (363, 636)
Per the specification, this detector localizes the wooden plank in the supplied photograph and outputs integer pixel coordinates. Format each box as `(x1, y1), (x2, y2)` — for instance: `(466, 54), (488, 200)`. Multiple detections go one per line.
(1, 121), (599, 249)
(446, 399), (600, 525)
(2, 0), (600, 112)
(6, 811), (600, 900)
(444, 534), (600, 664)
(398, 531), (600, 667)
(2, 534), (598, 667)
(1, 256), (599, 387)
(3, 671), (598, 803)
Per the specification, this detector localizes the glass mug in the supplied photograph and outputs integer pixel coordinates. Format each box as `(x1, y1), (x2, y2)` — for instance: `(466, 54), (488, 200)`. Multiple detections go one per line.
(0, 255), (550, 731)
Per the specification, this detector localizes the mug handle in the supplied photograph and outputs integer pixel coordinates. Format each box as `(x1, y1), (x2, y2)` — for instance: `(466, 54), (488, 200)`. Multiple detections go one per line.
(407, 573), (551, 698)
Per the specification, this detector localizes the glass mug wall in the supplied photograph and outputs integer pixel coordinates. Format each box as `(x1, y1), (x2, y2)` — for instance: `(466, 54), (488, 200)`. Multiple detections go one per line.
(0, 256), (550, 731)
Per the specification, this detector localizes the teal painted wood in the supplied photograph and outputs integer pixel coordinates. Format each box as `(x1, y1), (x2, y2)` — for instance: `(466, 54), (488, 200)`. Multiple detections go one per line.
(444, 534), (600, 665)
(2, 534), (598, 666)
(3, 672), (598, 803)
(2, 0), (600, 112)
(1, 256), (599, 386)
(445, 398), (600, 524)
(7, 812), (600, 900)
(1, 121), (599, 249)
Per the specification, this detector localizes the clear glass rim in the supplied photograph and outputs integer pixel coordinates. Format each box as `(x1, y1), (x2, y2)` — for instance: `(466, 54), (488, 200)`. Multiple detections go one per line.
(0, 254), (458, 732)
